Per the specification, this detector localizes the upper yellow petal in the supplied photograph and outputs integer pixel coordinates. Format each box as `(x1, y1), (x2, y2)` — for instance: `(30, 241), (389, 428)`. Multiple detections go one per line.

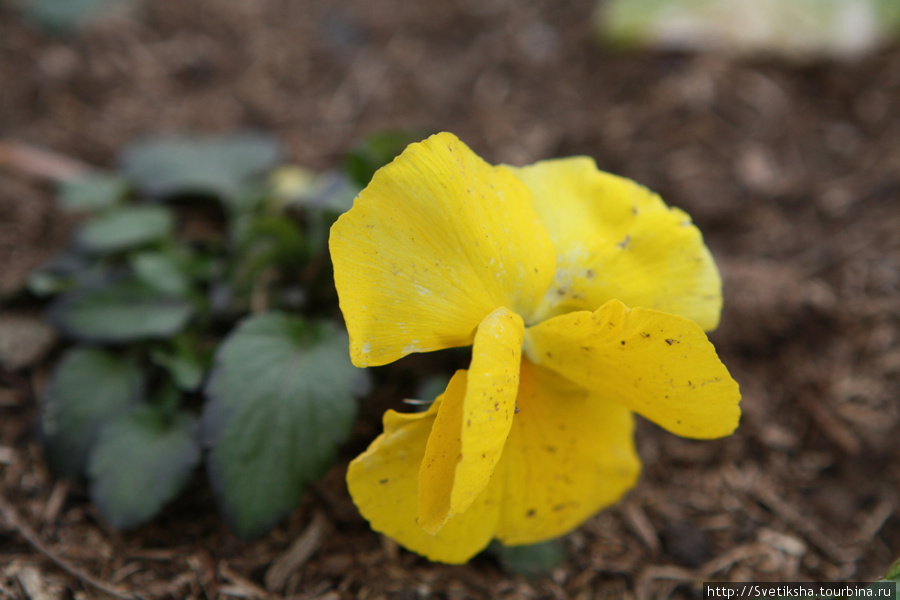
(330, 132), (555, 366)
(508, 157), (723, 330)
(418, 307), (523, 534)
(525, 299), (741, 439)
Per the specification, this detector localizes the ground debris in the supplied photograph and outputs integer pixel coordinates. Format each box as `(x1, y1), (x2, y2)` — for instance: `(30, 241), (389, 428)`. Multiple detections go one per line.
(1, 0), (899, 597)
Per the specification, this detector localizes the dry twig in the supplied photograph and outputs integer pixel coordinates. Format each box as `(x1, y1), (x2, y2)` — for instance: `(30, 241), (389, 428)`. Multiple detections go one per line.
(0, 140), (93, 182)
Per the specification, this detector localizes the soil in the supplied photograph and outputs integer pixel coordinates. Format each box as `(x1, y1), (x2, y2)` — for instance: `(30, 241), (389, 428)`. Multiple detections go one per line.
(2, 0), (900, 598)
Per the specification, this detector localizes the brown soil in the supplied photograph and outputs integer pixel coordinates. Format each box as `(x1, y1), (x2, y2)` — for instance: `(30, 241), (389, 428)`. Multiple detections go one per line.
(2, 0), (900, 598)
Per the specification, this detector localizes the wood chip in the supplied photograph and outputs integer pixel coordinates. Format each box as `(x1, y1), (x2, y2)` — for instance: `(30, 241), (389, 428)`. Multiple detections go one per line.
(621, 502), (660, 552)
(41, 481), (69, 525)
(11, 564), (61, 600)
(219, 562), (268, 599)
(0, 314), (57, 372)
(0, 447), (15, 465)
(700, 542), (774, 576)
(797, 391), (862, 456)
(853, 496), (895, 542)
(752, 486), (858, 563)
(265, 511), (328, 592)
(758, 527), (806, 557)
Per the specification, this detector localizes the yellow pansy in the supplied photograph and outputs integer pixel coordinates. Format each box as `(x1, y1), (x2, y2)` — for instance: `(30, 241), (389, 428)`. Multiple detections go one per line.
(330, 132), (741, 564)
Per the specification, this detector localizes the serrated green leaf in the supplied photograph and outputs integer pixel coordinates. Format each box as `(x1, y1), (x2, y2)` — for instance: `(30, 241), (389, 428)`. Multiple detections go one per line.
(88, 406), (200, 529)
(76, 205), (174, 254)
(48, 276), (194, 343)
(490, 539), (567, 579)
(120, 132), (281, 204)
(58, 173), (129, 212)
(40, 348), (144, 477)
(202, 312), (361, 539)
(130, 251), (191, 296)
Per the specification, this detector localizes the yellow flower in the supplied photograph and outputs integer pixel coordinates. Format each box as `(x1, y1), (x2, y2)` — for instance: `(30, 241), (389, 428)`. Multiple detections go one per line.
(329, 132), (741, 564)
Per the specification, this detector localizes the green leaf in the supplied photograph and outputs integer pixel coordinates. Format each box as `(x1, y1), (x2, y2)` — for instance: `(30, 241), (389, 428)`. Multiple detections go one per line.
(343, 129), (431, 187)
(883, 557), (900, 581)
(120, 132), (281, 204)
(150, 336), (208, 392)
(77, 205), (174, 254)
(876, 558), (900, 597)
(130, 251), (192, 296)
(202, 312), (361, 539)
(26, 253), (97, 297)
(58, 173), (129, 212)
(48, 276), (194, 343)
(235, 215), (307, 264)
(88, 406), (200, 529)
(228, 215), (307, 298)
(40, 348), (144, 477)
(490, 539), (567, 579)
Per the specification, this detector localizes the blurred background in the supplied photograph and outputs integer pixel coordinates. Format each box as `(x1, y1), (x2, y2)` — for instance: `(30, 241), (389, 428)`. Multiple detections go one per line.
(2, 0), (900, 598)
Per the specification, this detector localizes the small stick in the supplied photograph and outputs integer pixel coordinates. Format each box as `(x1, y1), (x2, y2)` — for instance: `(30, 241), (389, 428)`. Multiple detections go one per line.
(0, 140), (94, 182)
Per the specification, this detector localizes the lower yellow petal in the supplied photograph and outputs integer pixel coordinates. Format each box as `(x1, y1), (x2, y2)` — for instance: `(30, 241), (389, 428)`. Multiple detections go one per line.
(418, 307), (523, 533)
(492, 358), (641, 545)
(347, 354), (642, 564)
(346, 390), (501, 564)
(509, 157), (723, 330)
(525, 299), (741, 439)
(330, 132), (555, 367)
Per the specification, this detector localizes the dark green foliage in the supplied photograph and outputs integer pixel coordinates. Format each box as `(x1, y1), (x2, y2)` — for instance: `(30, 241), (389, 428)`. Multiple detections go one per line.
(40, 348), (144, 477)
(58, 173), (129, 212)
(489, 539), (567, 579)
(88, 405), (201, 529)
(202, 313), (360, 539)
(76, 205), (174, 254)
(35, 131), (369, 535)
(120, 132), (282, 205)
(47, 276), (195, 343)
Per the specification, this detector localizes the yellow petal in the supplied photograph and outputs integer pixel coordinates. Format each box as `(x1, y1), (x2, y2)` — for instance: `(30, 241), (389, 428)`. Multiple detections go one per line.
(347, 357), (641, 563)
(418, 307), (523, 534)
(524, 299), (741, 439)
(508, 157), (723, 330)
(492, 358), (641, 545)
(346, 374), (502, 564)
(330, 132), (555, 367)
